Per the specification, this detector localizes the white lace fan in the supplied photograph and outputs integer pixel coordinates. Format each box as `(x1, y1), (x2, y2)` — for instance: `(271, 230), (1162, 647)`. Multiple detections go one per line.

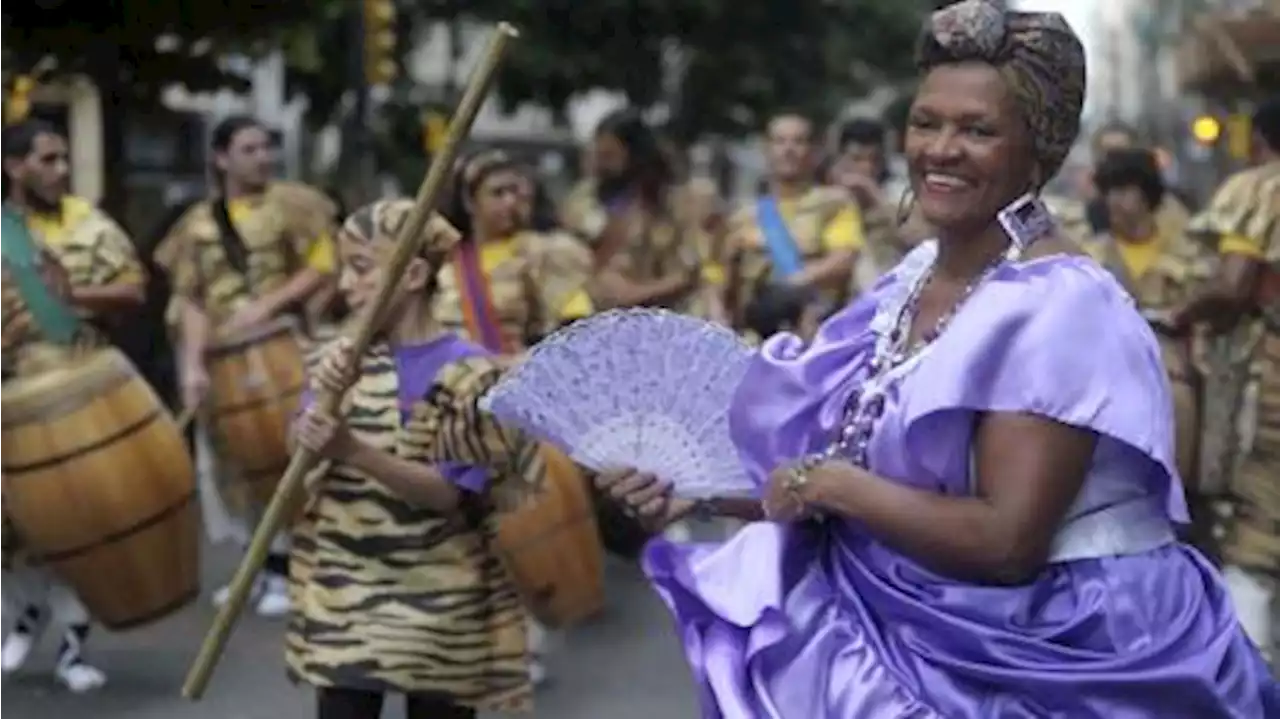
(479, 308), (757, 498)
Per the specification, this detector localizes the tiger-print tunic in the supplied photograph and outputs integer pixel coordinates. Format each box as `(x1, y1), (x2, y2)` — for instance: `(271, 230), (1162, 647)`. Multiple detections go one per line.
(431, 230), (594, 350)
(155, 182), (336, 328)
(31, 196), (145, 311)
(722, 185), (862, 328)
(560, 179), (705, 315)
(2, 196), (142, 375)
(1192, 161), (1280, 574)
(286, 342), (543, 710)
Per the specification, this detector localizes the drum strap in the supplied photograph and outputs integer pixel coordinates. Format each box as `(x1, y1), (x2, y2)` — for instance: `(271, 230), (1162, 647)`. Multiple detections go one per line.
(0, 206), (83, 345)
(210, 198), (252, 277)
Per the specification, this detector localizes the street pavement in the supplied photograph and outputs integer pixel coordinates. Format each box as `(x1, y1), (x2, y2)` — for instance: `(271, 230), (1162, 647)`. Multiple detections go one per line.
(2, 541), (699, 718)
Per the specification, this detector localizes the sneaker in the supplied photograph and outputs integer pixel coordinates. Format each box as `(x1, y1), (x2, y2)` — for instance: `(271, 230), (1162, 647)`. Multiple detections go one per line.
(54, 661), (106, 693)
(211, 575), (266, 610)
(1, 630), (39, 674)
(529, 657), (548, 687)
(254, 575), (291, 618)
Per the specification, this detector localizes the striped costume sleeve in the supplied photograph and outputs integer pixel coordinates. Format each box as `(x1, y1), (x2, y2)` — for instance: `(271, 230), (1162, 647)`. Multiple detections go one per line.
(431, 358), (545, 511)
(86, 215), (146, 287)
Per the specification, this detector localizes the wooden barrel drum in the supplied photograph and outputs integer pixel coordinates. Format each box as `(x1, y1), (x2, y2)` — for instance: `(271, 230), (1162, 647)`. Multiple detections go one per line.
(496, 446), (604, 628)
(1, 348), (199, 630)
(206, 316), (306, 516)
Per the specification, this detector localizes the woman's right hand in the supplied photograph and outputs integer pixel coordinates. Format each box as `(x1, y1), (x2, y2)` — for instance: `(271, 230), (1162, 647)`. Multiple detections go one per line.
(594, 469), (695, 532)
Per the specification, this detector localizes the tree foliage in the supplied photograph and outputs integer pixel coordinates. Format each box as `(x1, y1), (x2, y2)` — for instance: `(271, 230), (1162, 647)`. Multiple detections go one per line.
(3, 0), (342, 100)
(451, 0), (934, 141)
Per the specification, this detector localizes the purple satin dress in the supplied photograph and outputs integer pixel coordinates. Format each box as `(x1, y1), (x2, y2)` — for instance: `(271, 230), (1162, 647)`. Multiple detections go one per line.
(644, 250), (1279, 718)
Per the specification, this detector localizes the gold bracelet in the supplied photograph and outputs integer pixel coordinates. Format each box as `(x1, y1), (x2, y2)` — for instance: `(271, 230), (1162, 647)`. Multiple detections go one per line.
(783, 464), (810, 508)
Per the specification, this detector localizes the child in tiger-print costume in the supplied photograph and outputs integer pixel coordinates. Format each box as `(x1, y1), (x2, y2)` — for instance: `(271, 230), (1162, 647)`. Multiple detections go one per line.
(288, 199), (542, 718)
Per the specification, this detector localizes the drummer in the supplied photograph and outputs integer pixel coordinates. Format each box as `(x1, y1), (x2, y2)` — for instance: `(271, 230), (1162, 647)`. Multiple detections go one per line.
(1, 118), (146, 692)
(154, 115), (337, 618)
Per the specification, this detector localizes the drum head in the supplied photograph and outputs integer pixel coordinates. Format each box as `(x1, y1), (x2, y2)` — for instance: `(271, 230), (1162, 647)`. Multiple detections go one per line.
(208, 315), (301, 357)
(2, 348), (135, 427)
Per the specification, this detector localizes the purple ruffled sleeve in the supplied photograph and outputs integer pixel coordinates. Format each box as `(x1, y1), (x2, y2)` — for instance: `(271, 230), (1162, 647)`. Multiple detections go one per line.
(897, 257), (1189, 523)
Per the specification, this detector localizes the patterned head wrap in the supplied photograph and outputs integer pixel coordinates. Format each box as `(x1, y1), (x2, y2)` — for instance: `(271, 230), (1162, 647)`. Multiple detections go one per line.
(917, 0), (1086, 186)
(340, 199), (461, 269)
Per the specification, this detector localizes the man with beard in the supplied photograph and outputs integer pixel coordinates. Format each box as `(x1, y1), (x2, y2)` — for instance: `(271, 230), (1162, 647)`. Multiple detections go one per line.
(1, 119), (146, 692)
(559, 110), (705, 315)
(721, 112), (864, 336)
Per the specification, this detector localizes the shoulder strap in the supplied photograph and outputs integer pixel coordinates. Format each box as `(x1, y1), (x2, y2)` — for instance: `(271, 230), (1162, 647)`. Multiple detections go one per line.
(755, 196), (804, 278)
(0, 206), (83, 345)
(210, 198), (251, 276)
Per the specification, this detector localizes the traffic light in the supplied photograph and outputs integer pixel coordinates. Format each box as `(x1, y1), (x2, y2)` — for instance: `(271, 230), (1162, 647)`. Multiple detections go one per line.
(1226, 113), (1252, 161)
(3, 75), (36, 126)
(422, 111), (448, 155)
(363, 0), (397, 86)
(1191, 115), (1222, 145)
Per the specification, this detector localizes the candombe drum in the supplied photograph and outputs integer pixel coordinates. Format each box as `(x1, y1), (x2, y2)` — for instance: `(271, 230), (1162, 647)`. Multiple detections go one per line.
(205, 315), (307, 515)
(1, 348), (199, 630)
(497, 446), (605, 627)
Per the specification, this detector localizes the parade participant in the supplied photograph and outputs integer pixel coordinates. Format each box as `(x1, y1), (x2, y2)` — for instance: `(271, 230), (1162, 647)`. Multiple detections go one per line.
(1085, 121), (1192, 239)
(155, 115), (337, 617)
(559, 110), (705, 316)
(436, 150), (597, 685)
(600, 3), (1279, 715)
(1171, 96), (1280, 660)
(287, 199), (542, 719)
(442, 150), (595, 348)
(830, 117), (915, 292)
(1084, 148), (1211, 489)
(1, 119), (146, 692)
(722, 111), (865, 334)
(559, 114), (716, 546)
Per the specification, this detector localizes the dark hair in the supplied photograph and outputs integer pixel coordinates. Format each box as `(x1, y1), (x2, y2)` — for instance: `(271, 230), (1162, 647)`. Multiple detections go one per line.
(594, 109), (673, 196)
(1093, 148), (1165, 210)
(1253, 97), (1280, 154)
(744, 283), (819, 339)
(442, 149), (520, 238)
(208, 115), (265, 273)
(1092, 120), (1140, 153)
(2, 119), (61, 198)
(838, 118), (887, 150)
(323, 186), (347, 223)
(527, 175), (559, 233)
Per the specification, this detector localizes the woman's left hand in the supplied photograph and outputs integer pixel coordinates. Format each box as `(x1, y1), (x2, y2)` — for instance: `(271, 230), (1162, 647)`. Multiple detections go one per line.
(294, 407), (358, 460)
(762, 464), (811, 522)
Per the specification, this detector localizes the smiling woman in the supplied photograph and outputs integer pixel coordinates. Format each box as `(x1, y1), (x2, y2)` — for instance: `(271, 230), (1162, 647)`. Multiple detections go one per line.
(595, 0), (1280, 716)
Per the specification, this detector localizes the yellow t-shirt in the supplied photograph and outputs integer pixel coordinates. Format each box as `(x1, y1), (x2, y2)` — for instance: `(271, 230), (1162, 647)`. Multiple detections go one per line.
(776, 198), (865, 253)
(226, 197), (336, 274)
(1114, 233), (1163, 279)
(27, 196), (94, 248)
